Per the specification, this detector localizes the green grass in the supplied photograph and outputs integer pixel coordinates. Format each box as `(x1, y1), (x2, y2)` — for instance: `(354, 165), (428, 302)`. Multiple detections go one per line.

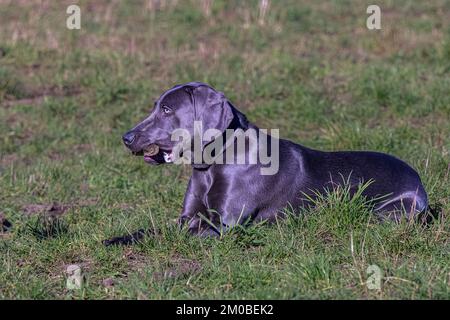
(0, 0), (449, 299)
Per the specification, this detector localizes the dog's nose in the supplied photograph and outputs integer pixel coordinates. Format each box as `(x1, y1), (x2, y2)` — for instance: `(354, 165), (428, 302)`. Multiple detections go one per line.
(122, 131), (136, 146)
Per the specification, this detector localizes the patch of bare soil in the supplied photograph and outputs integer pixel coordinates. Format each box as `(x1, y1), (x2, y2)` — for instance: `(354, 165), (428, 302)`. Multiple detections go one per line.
(23, 203), (71, 217)
(153, 254), (202, 281)
(1, 154), (19, 167)
(22, 198), (98, 216)
(1, 85), (82, 108)
(110, 250), (202, 286)
(97, 249), (152, 287)
(102, 277), (115, 288)
(123, 248), (152, 271)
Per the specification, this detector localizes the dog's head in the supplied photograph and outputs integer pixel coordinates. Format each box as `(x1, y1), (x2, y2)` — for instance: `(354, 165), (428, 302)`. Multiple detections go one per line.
(122, 82), (235, 165)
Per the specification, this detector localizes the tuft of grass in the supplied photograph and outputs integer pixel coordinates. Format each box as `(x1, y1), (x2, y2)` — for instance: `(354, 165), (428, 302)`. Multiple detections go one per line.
(0, 67), (27, 101)
(25, 214), (69, 241)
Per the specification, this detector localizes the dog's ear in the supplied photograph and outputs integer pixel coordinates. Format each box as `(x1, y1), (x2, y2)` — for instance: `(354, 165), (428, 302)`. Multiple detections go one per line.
(189, 84), (234, 146)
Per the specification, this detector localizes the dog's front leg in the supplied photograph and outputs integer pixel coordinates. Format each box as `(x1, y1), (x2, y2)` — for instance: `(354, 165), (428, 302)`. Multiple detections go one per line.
(178, 182), (220, 237)
(179, 203), (220, 237)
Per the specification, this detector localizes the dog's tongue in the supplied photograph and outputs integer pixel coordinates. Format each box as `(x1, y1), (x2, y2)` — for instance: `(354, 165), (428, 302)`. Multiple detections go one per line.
(144, 144), (159, 157)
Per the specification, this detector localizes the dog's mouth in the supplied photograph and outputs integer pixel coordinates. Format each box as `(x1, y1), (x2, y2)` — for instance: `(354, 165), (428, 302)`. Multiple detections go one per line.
(132, 144), (174, 165)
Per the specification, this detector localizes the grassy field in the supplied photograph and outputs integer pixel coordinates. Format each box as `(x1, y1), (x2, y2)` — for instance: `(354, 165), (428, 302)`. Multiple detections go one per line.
(0, 0), (449, 299)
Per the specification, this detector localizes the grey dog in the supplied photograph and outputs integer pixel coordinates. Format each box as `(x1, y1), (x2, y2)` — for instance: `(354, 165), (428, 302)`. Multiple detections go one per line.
(103, 82), (430, 245)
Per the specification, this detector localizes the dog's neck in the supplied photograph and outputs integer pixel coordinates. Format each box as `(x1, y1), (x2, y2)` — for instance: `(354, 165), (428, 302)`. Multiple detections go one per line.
(191, 107), (256, 170)
(228, 105), (251, 131)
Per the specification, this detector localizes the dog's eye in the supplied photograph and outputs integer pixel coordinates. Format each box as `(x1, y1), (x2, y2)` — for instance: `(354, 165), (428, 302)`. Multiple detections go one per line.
(161, 105), (172, 114)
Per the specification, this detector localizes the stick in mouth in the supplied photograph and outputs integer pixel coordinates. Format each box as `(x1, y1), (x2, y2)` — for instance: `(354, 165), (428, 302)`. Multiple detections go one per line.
(144, 144), (159, 157)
